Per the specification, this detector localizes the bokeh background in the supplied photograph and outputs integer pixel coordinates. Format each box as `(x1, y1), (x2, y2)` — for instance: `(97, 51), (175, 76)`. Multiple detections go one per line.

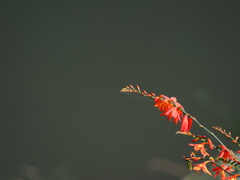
(1, 1), (240, 180)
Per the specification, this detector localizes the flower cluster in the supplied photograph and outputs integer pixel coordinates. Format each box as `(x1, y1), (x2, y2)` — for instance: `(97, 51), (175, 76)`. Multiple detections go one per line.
(121, 85), (240, 179)
(183, 131), (240, 179)
(154, 95), (192, 132)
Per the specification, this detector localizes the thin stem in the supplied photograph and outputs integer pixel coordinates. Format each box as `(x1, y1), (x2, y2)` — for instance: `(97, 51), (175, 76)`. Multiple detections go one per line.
(180, 108), (227, 148)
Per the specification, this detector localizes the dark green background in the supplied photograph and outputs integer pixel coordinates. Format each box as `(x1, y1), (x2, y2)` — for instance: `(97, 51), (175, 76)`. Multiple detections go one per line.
(1, 1), (240, 180)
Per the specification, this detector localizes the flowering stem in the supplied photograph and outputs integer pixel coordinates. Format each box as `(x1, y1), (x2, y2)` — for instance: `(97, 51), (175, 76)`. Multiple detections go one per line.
(180, 108), (227, 148)
(121, 85), (240, 179)
(121, 86), (227, 148)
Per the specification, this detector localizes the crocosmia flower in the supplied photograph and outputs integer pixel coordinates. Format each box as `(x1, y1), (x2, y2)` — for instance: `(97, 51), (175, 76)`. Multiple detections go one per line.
(154, 95), (193, 132)
(154, 95), (183, 124)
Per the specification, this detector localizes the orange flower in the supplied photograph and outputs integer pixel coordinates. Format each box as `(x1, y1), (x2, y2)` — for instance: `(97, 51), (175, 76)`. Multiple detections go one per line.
(154, 95), (172, 112)
(189, 143), (210, 157)
(218, 145), (233, 160)
(207, 138), (214, 150)
(221, 174), (240, 180)
(193, 161), (212, 176)
(212, 164), (234, 179)
(180, 114), (192, 132)
(154, 95), (183, 125)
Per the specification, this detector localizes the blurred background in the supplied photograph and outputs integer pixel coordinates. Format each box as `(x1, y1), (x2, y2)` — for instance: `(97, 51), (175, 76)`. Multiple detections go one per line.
(1, 1), (240, 180)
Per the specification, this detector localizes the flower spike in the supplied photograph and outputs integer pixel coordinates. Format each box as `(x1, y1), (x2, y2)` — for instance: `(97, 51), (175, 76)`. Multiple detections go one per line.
(120, 85), (157, 99)
(212, 126), (240, 147)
